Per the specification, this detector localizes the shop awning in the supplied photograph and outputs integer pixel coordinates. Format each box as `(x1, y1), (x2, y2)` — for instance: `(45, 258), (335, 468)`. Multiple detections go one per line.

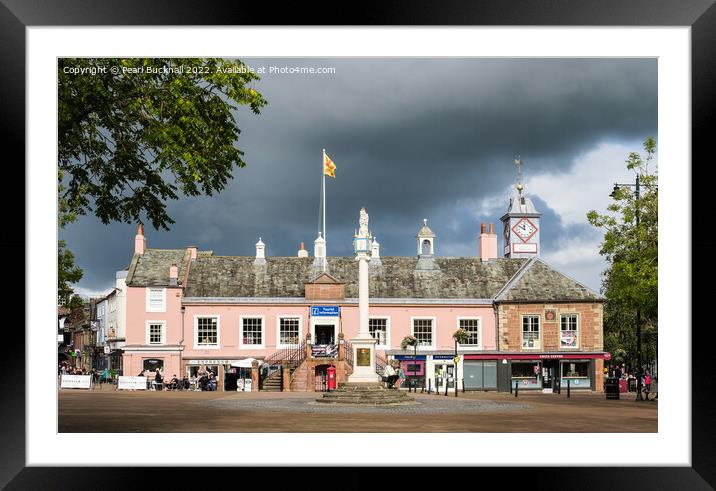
(230, 358), (258, 368)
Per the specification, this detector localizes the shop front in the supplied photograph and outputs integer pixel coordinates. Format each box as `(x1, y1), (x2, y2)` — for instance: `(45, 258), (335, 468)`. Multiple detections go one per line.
(465, 353), (606, 393)
(429, 354), (459, 392)
(393, 354), (426, 390)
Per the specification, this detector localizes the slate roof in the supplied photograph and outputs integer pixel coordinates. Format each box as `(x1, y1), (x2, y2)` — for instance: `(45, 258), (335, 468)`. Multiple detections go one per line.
(126, 249), (190, 287)
(183, 256), (528, 299)
(495, 259), (603, 302)
(125, 248), (602, 302)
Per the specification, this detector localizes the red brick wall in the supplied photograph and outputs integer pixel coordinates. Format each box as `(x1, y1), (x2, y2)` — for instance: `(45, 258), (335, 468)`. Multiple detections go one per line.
(305, 283), (345, 301)
(498, 302), (603, 352)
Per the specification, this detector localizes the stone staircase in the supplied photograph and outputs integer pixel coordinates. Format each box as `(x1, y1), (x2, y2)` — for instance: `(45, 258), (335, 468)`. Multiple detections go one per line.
(261, 371), (282, 392)
(316, 382), (416, 405)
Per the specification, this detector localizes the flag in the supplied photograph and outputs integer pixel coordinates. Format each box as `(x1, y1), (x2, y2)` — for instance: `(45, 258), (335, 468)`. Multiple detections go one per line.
(323, 152), (336, 178)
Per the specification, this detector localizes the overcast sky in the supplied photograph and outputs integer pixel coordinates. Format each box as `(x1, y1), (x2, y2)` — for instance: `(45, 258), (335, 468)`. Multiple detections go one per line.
(60, 57), (657, 297)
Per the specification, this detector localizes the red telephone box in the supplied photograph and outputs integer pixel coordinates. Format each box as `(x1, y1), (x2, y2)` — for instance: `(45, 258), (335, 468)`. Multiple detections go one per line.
(327, 365), (337, 390)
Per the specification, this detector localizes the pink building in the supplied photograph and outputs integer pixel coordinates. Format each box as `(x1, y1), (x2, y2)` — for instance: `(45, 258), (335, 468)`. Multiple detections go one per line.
(122, 192), (605, 392)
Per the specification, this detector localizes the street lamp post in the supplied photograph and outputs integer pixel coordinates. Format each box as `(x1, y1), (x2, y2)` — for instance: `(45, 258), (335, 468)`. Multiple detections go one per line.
(610, 175), (656, 402)
(454, 338), (459, 398)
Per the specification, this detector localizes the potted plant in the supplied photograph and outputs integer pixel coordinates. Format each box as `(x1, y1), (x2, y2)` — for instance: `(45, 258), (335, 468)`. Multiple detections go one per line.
(452, 328), (470, 345)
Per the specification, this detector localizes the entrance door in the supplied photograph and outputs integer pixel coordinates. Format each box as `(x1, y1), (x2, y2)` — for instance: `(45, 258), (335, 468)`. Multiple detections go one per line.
(315, 325), (335, 345)
(434, 363), (455, 389)
(542, 360), (557, 389)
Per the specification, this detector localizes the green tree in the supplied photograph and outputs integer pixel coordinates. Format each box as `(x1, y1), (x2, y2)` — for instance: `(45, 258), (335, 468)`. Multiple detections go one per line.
(57, 58), (267, 299)
(587, 137), (658, 370)
(58, 240), (83, 304)
(59, 58), (267, 230)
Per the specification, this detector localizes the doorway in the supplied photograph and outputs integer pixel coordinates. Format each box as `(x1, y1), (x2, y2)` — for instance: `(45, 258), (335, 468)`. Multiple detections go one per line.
(315, 324), (335, 345)
(542, 360), (558, 390)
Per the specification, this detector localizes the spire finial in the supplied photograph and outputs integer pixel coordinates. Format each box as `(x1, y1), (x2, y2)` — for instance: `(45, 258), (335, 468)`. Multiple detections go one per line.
(423, 218), (427, 226)
(514, 156), (524, 195)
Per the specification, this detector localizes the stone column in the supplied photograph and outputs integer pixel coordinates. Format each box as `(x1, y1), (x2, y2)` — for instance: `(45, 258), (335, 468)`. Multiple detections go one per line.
(347, 207), (380, 384)
(282, 366), (291, 392)
(251, 360), (259, 392)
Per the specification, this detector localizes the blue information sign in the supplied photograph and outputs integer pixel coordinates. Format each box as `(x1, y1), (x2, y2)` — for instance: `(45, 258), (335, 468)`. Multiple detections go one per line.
(433, 355), (454, 360)
(310, 305), (340, 316)
(394, 355), (427, 361)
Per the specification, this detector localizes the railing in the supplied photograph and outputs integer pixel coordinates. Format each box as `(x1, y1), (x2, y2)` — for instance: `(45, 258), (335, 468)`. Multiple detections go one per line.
(259, 340), (307, 389)
(375, 352), (388, 377)
(342, 339), (353, 367)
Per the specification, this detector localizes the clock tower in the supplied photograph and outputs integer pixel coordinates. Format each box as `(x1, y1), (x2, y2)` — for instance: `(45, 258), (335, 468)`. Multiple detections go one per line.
(500, 157), (541, 258)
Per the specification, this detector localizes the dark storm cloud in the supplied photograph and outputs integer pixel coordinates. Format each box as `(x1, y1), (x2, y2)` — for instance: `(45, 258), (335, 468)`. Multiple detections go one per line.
(60, 58), (657, 294)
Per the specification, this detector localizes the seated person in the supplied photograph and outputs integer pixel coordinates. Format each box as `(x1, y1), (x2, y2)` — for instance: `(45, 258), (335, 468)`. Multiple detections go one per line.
(168, 375), (179, 390)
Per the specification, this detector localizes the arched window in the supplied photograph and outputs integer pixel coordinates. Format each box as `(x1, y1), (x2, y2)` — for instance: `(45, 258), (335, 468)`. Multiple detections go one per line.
(421, 239), (431, 255)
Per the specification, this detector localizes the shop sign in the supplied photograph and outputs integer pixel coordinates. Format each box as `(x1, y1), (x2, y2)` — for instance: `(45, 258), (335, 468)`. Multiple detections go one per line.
(310, 305), (339, 316)
(539, 354), (564, 359)
(394, 355), (426, 360)
(117, 376), (148, 390)
(60, 374), (92, 389)
(243, 379), (252, 391)
(433, 355), (454, 360)
(187, 359), (235, 365)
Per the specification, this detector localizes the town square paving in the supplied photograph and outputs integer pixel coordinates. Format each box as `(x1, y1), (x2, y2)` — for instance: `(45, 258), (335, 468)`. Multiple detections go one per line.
(58, 387), (657, 433)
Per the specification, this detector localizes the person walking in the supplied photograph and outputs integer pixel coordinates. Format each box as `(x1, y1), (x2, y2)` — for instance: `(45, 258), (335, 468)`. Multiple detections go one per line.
(396, 365), (406, 389)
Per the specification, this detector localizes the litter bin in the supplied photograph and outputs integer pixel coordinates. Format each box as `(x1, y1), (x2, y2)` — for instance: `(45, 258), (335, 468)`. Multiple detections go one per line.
(605, 377), (620, 400)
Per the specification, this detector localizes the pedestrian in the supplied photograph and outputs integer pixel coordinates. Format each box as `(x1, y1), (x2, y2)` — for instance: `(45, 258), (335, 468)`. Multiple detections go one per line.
(615, 365), (622, 379)
(396, 364), (406, 389)
(384, 363), (398, 389)
(154, 368), (163, 391)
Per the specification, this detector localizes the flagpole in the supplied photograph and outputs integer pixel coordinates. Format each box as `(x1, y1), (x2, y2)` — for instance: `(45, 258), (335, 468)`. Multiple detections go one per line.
(322, 148), (327, 271)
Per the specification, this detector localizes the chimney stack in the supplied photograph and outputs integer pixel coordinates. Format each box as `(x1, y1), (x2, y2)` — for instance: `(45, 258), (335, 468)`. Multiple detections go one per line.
(187, 246), (198, 261)
(254, 237), (266, 265)
(297, 242), (308, 258)
(169, 263), (178, 286)
(479, 222), (498, 262)
(134, 223), (146, 255)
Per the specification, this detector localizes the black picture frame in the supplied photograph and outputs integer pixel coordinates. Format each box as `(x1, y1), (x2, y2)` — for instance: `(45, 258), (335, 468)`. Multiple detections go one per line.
(3, 0), (713, 488)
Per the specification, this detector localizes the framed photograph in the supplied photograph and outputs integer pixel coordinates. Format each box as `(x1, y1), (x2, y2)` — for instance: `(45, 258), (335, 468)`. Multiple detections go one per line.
(5, 0), (713, 487)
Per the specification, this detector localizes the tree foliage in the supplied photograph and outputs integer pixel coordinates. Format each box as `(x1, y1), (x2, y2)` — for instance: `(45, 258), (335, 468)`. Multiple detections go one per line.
(57, 58), (266, 301)
(58, 58), (267, 230)
(587, 137), (658, 368)
(58, 240), (83, 304)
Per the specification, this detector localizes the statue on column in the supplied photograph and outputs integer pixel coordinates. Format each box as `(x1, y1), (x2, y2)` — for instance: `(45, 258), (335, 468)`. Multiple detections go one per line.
(359, 207), (369, 236)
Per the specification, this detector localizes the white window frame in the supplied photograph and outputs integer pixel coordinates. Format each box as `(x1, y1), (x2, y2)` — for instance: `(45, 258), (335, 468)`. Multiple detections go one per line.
(559, 313), (580, 349)
(411, 316), (436, 350)
(239, 315), (265, 349)
(521, 314), (541, 350)
(145, 288), (166, 313)
(145, 320), (166, 345)
(276, 315), (302, 349)
(457, 317), (481, 348)
(368, 316), (391, 349)
(194, 315), (220, 350)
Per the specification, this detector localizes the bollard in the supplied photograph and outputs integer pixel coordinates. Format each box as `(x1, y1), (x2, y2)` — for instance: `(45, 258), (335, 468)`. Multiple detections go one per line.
(445, 378), (449, 396)
(515, 381), (519, 397)
(428, 378), (432, 394)
(567, 379), (570, 398)
(462, 379), (465, 393)
(510, 379), (513, 394)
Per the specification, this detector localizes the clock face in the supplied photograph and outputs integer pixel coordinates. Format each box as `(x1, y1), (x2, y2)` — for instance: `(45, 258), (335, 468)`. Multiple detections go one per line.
(512, 218), (537, 242)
